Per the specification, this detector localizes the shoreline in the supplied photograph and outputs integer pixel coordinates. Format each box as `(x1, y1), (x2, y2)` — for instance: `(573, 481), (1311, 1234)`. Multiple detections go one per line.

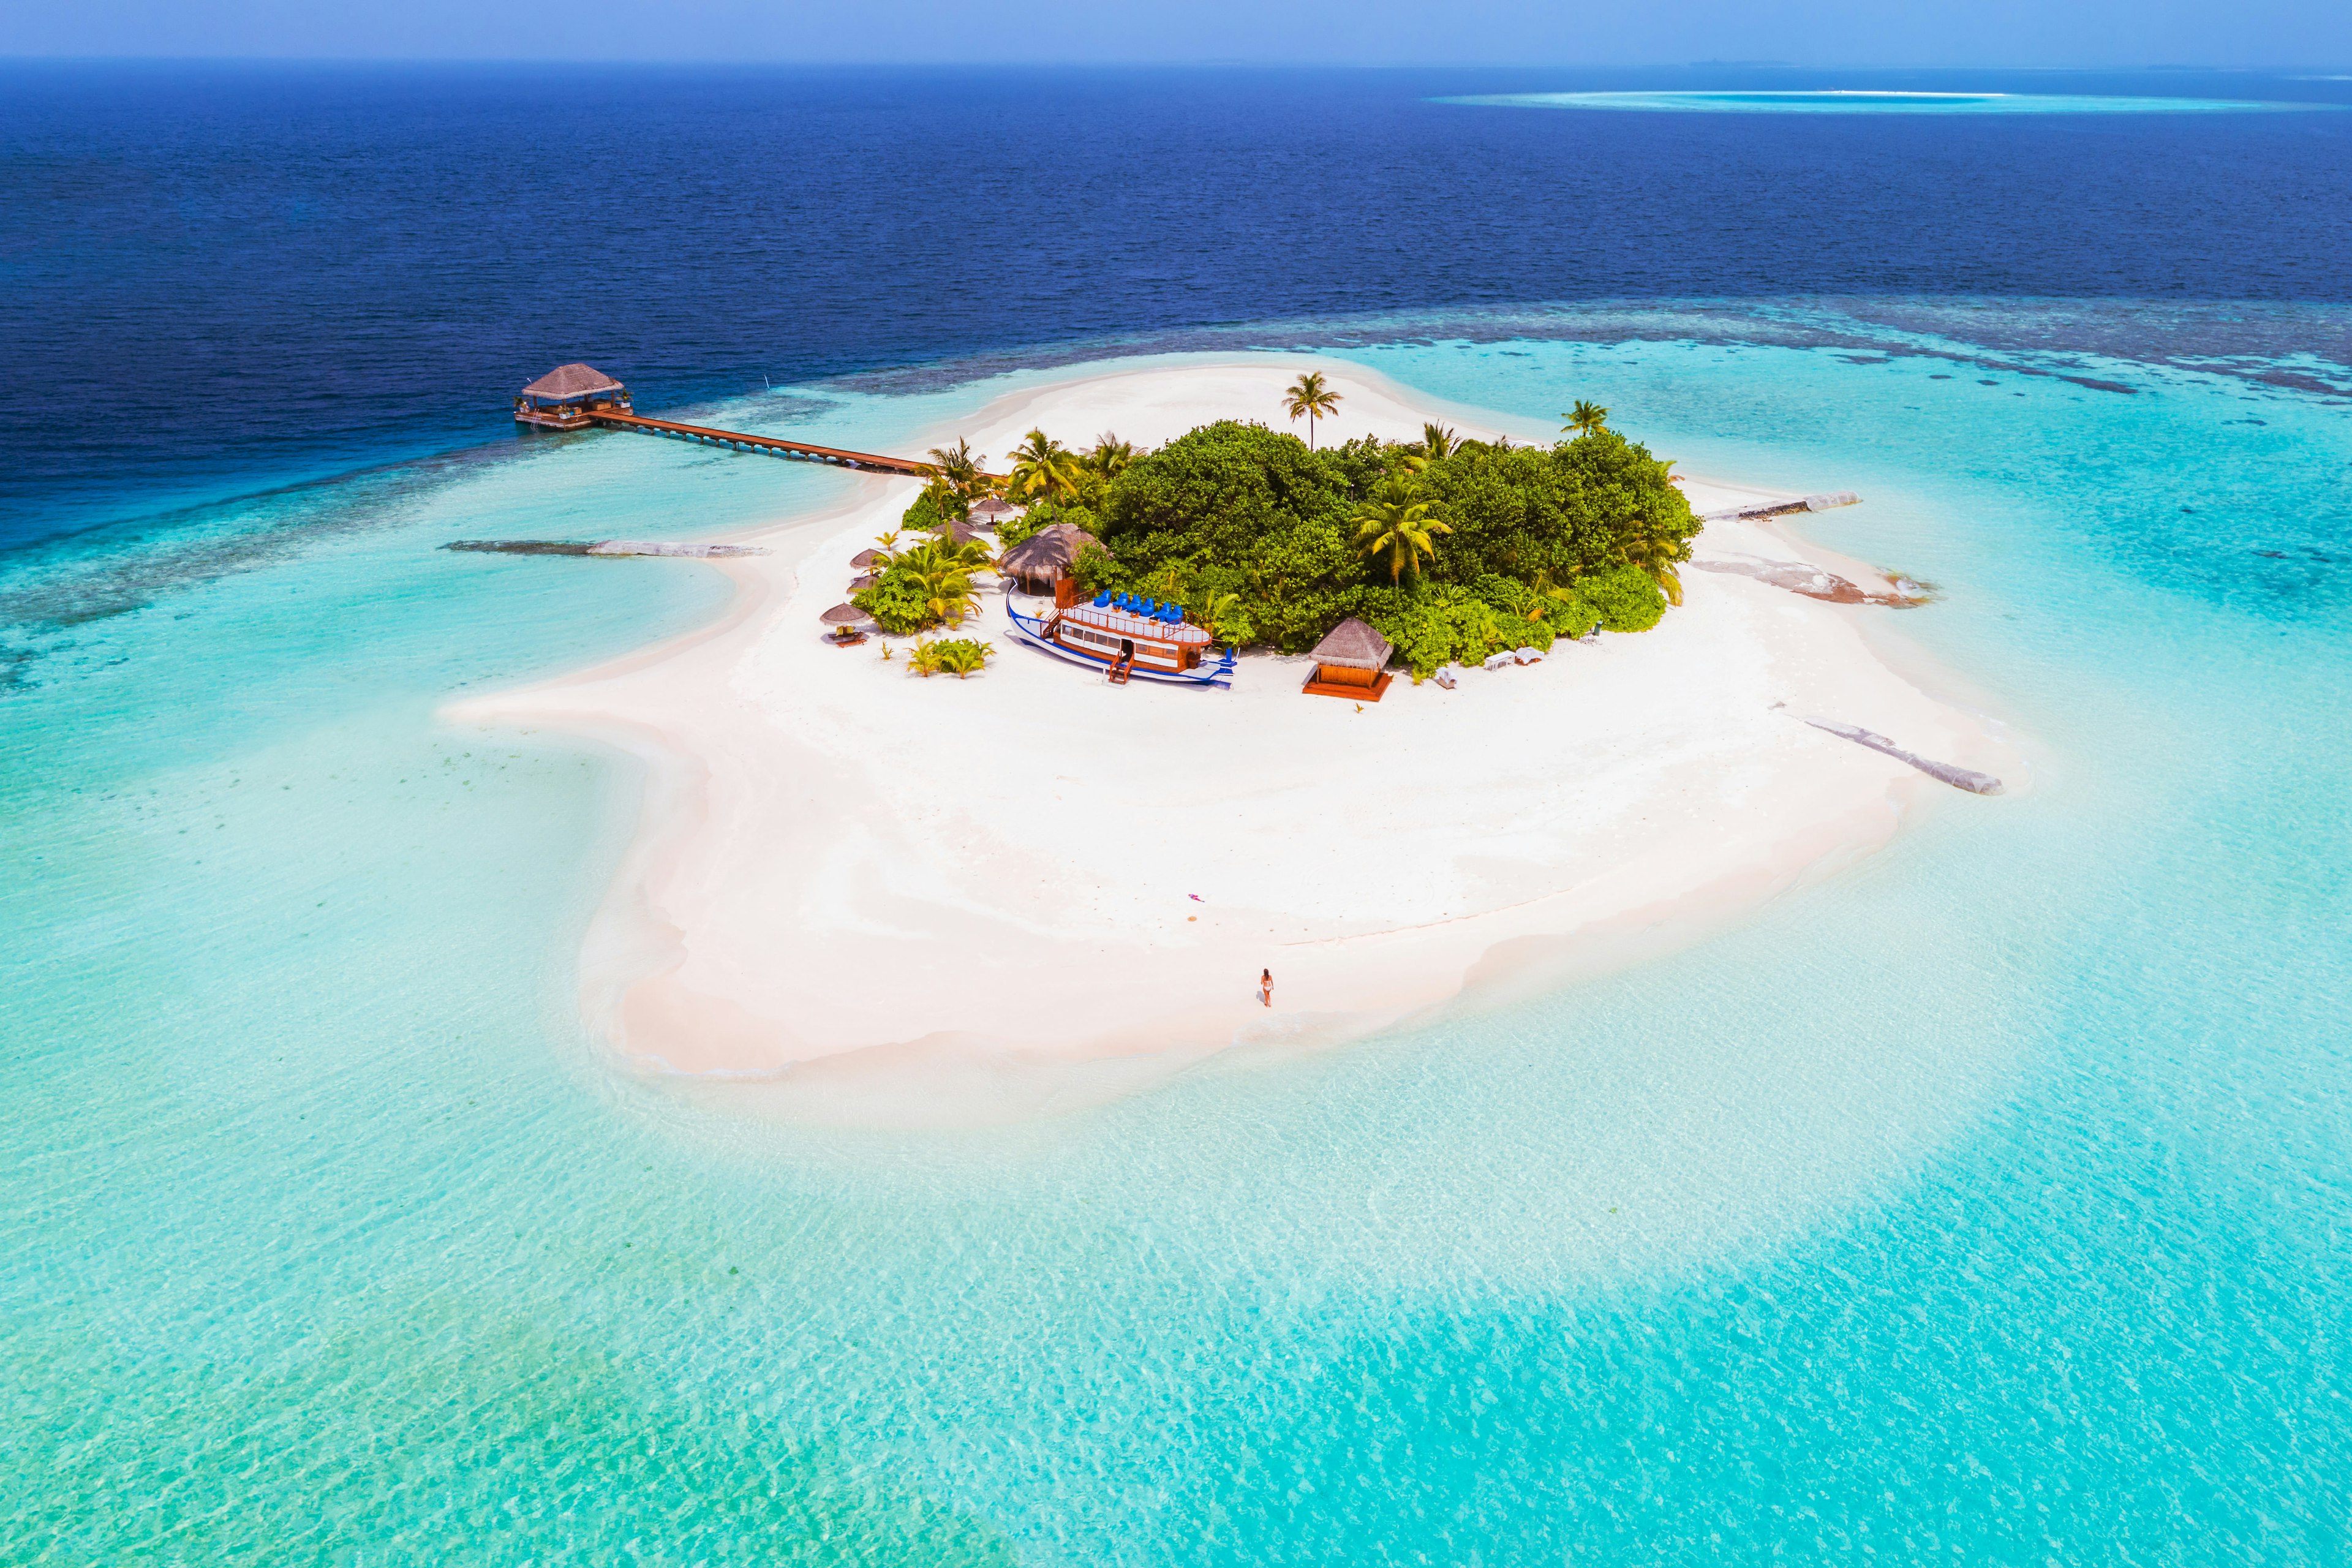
(450, 356), (2021, 1127)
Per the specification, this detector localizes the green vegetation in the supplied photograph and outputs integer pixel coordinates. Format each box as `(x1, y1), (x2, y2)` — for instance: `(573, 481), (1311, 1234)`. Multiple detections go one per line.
(1059, 409), (1697, 677)
(909, 638), (996, 679)
(852, 533), (993, 635)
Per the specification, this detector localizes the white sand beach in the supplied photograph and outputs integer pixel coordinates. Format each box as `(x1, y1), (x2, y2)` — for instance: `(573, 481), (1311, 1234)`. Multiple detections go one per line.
(453, 360), (2019, 1126)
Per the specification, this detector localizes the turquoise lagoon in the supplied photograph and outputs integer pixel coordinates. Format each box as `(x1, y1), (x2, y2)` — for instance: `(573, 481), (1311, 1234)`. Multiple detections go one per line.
(6, 311), (2351, 1562)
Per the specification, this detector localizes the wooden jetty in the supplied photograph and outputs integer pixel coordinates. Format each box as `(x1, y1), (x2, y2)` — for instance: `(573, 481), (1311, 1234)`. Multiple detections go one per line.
(515, 362), (936, 478)
(586, 410), (934, 477)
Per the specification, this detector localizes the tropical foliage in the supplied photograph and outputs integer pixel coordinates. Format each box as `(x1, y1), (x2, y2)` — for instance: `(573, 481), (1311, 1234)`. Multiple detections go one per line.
(908, 637), (995, 679)
(852, 533), (994, 635)
(876, 399), (1692, 673)
(1068, 408), (1694, 676)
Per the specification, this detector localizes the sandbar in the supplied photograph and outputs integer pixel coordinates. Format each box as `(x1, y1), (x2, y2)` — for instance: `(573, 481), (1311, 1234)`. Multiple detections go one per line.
(451, 359), (2018, 1126)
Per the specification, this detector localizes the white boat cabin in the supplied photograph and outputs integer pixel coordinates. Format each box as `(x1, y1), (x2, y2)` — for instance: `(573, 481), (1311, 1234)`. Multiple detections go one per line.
(1051, 593), (1216, 676)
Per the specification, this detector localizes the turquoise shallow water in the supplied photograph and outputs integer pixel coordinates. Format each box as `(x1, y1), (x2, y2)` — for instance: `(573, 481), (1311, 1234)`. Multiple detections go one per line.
(6, 308), (2352, 1562)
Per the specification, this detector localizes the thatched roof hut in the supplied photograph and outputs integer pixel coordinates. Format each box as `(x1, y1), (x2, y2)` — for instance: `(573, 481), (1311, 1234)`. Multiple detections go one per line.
(1308, 618), (1393, 672)
(998, 522), (1099, 592)
(1302, 617), (1395, 700)
(521, 363), (625, 401)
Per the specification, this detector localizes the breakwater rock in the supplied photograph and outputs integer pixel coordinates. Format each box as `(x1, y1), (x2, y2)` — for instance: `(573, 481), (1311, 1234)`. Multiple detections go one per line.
(445, 540), (765, 558)
(1804, 717), (2003, 794)
(1700, 491), (1861, 522)
(1692, 557), (1925, 606)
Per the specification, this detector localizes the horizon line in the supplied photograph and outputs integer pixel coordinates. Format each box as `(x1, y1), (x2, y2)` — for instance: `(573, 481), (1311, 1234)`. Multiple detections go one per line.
(3, 56), (2346, 74)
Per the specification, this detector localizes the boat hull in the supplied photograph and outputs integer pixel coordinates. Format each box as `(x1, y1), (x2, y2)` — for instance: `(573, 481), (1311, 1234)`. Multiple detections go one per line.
(1005, 606), (1234, 688)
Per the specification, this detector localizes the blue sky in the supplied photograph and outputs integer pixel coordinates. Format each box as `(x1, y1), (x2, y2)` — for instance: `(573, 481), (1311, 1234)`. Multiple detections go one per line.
(3, 0), (2346, 67)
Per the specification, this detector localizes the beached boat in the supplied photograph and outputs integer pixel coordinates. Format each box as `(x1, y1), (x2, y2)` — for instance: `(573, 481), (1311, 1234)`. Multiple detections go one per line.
(1006, 590), (1235, 688)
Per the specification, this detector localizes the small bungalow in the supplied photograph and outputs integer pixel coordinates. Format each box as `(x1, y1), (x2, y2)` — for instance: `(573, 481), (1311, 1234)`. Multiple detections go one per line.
(1303, 618), (1395, 701)
(998, 522), (1101, 599)
(515, 363), (633, 430)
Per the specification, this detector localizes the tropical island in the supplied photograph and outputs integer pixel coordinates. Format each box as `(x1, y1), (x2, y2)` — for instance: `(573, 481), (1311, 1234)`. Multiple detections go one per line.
(853, 377), (1700, 679)
(454, 358), (2012, 1126)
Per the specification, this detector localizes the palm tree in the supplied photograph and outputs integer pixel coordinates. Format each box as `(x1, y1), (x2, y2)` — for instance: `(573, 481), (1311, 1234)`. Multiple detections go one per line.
(910, 562), (981, 628)
(1615, 527), (1687, 606)
(1005, 429), (1082, 504)
(1203, 590), (1250, 647)
(1283, 372), (1342, 450)
(939, 639), (995, 678)
(1564, 401), (1610, 440)
(925, 437), (986, 492)
(1420, 423), (1460, 460)
(1351, 480), (1452, 584)
(1086, 434), (1138, 477)
(1524, 568), (1583, 622)
(902, 533), (993, 576)
(1072, 434), (1139, 505)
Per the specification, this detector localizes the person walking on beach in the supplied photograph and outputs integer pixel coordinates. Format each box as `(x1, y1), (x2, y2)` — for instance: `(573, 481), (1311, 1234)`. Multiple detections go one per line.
(1259, 968), (1273, 1008)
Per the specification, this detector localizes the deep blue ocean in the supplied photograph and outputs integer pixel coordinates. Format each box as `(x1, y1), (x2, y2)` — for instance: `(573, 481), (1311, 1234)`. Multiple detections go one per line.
(6, 64), (2352, 1564)
(8, 62), (2352, 544)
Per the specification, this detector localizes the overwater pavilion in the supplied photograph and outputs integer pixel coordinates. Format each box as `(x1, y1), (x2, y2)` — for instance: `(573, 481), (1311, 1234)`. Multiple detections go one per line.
(515, 363), (633, 430)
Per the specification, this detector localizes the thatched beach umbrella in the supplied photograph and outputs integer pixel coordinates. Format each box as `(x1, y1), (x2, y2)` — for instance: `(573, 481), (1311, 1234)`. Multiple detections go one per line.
(971, 496), (1018, 526)
(946, 518), (988, 547)
(850, 548), (883, 568)
(997, 522), (1099, 595)
(820, 603), (867, 627)
(848, 573), (878, 592)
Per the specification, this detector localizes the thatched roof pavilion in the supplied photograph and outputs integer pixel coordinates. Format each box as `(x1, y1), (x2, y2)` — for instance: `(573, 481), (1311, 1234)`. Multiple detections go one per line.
(1308, 618), (1393, 671)
(999, 522), (1099, 594)
(1304, 618), (1395, 701)
(515, 363), (631, 430)
(522, 363), (625, 401)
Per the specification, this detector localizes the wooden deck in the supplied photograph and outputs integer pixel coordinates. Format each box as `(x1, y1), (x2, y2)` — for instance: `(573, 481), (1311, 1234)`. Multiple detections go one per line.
(1303, 671), (1393, 701)
(588, 411), (935, 477)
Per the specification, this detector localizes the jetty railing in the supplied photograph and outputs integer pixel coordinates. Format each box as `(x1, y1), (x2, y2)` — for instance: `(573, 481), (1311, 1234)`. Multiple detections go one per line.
(587, 411), (935, 477)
